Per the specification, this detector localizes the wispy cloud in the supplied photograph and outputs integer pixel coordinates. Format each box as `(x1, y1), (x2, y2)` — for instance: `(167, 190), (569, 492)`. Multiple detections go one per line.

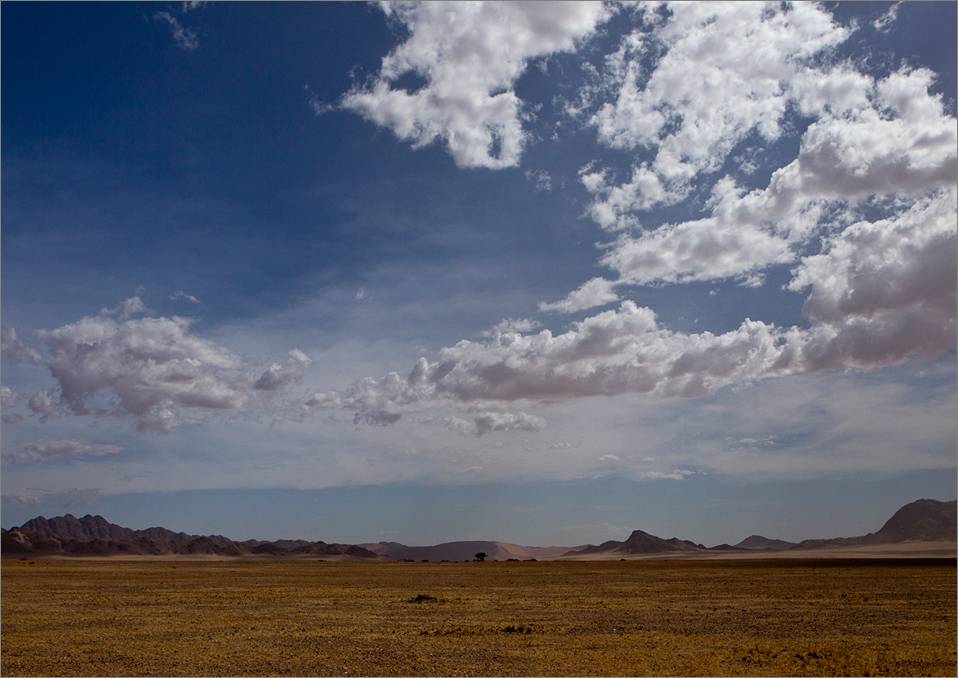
(873, 2), (901, 33)
(155, 10), (199, 51)
(3, 439), (124, 465)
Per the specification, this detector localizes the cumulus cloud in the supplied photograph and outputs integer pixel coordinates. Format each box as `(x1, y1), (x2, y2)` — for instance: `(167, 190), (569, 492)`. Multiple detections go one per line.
(539, 277), (620, 314)
(791, 189), (957, 370)
(254, 349), (313, 391)
(32, 311), (250, 432)
(302, 1), (955, 435)
(587, 2), (849, 187)
(1, 491), (42, 508)
(300, 301), (804, 426)
(1, 385), (21, 408)
(7, 300), (308, 433)
(1, 328), (43, 365)
(3, 439), (124, 465)
(342, 1), (612, 168)
(578, 4), (956, 290)
(28, 389), (63, 421)
(486, 318), (542, 336)
(101, 296), (149, 319)
(444, 411), (546, 437)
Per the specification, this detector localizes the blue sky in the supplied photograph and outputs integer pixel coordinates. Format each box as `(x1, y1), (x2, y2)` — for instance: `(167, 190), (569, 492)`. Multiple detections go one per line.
(2, 1), (955, 547)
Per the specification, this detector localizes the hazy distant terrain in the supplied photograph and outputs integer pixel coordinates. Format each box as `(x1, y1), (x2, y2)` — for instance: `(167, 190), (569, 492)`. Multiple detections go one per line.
(2, 498), (954, 561)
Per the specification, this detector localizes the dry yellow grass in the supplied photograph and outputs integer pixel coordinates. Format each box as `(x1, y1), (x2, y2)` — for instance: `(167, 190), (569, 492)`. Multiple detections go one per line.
(2, 558), (955, 676)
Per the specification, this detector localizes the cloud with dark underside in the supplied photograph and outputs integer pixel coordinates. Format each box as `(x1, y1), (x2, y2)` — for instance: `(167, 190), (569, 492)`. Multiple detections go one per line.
(4, 297), (313, 433)
(313, 1), (956, 431)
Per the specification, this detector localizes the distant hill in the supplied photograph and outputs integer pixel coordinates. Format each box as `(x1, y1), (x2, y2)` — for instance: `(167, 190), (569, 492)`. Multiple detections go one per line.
(795, 499), (957, 549)
(19, 513), (229, 544)
(566, 529), (740, 557)
(733, 535), (797, 551)
(2, 514), (385, 560)
(4, 499), (953, 560)
(359, 540), (575, 561)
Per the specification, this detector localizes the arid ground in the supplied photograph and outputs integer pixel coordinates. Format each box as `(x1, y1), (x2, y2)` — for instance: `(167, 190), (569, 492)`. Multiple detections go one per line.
(2, 558), (955, 676)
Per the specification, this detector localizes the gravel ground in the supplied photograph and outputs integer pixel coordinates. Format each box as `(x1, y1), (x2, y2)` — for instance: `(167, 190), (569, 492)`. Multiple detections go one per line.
(2, 558), (955, 676)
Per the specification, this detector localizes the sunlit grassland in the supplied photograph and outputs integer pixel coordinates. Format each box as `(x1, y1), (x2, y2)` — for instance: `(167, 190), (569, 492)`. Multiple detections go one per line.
(2, 558), (955, 676)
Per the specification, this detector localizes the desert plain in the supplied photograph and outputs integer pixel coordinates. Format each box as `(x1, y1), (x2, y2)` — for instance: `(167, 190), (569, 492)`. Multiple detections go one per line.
(2, 554), (955, 676)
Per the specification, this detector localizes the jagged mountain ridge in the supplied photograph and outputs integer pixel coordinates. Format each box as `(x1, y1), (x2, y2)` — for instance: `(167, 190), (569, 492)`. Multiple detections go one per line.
(561, 499), (956, 557)
(2, 514), (384, 559)
(3, 499), (954, 559)
(19, 513), (231, 544)
(567, 529), (737, 557)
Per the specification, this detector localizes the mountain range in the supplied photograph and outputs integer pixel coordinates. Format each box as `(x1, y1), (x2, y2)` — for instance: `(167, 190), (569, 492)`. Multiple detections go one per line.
(1, 514), (385, 560)
(2, 498), (954, 560)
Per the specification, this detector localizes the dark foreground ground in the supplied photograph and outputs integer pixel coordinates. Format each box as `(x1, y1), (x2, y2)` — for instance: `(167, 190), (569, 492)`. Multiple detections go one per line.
(2, 558), (955, 676)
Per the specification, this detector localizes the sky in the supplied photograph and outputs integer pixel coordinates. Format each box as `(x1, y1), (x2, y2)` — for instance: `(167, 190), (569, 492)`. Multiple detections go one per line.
(2, 1), (956, 547)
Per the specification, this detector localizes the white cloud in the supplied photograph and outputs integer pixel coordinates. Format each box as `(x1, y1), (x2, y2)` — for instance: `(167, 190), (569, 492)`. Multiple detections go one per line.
(637, 469), (700, 480)
(101, 296), (149, 319)
(33, 313), (250, 432)
(10, 302), (309, 433)
(1, 328), (44, 365)
(155, 10), (199, 51)
(1, 491), (42, 508)
(791, 189), (957, 371)
(299, 301), (801, 426)
(254, 349), (313, 391)
(474, 411), (546, 435)
(444, 411), (546, 437)
(872, 2), (901, 33)
(565, 3), (956, 305)
(342, 1), (612, 168)
(599, 209), (794, 287)
(171, 290), (201, 304)
(588, 2), (849, 189)
(308, 1), (956, 438)
(539, 277), (620, 314)
(3, 439), (124, 465)
(524, 169), (554, 192)
(28, 388), (62, 421)
(1, 385), (21, 408)
(485, 318), (542, 336)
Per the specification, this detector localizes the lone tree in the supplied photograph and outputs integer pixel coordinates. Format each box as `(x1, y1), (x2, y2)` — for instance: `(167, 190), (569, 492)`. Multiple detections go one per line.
(474, 552), (487, 562)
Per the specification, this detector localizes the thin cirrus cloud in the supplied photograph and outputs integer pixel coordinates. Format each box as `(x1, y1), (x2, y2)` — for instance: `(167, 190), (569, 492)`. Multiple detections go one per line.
(2, 439), (124, 465)
(341, 1), (613, 168)
(301, 1), (955, 430)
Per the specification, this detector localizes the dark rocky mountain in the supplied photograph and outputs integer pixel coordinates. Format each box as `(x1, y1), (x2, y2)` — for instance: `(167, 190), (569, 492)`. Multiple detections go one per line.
(875, 498), (956, 542)
(567, 529), (738, 557)
(734, 535), (798, 551)
(795, 498), (957, 549)
(2, 515), (385, 560)
(4, 498), (952, 560)
(19, 514), (230, 544)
